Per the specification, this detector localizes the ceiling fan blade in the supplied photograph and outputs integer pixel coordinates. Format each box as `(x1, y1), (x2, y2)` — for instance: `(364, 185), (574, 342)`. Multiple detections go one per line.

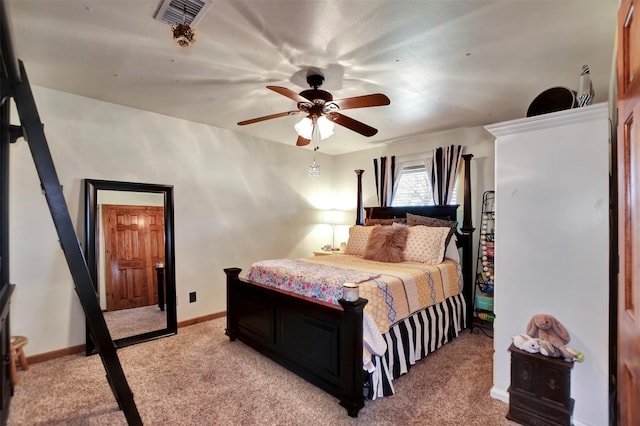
(331, 93), (390, 110)
(296, 135), (311, 146)
(267, 86), (311, 103)
(237, 110), (301, 126)
(328, 112), (378, 137)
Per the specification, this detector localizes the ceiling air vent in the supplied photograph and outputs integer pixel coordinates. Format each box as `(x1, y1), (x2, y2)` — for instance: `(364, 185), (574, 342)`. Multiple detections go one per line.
(153, 0), (213, 26)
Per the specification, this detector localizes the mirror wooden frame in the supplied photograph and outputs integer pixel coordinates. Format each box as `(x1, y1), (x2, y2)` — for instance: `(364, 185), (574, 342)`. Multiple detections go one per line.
(84, 179), (177, 355)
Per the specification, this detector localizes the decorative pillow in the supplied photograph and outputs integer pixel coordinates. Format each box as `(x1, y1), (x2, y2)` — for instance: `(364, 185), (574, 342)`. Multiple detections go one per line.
(364, 217), (407, 226)
(444, 234), (460, 263)
(406, 213), (457, 247)
(363, 226), (409, 263)
(403, 225), (450, 264)
(345, 226), (375, 256)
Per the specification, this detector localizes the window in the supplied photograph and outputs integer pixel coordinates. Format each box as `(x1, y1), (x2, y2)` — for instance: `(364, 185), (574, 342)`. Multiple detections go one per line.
(391, 165), (432, 206)
(391, 164), (457, 206)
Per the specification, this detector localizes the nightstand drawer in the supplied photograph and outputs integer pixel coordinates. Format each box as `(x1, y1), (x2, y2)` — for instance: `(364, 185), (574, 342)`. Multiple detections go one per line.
(508, 390), (574, 426)
(507, 403), (566, 426)
(511, 354), (537, 395)
(540, 364), (572, 406)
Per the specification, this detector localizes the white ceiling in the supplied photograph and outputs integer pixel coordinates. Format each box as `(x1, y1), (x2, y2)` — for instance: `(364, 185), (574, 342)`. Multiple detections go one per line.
(5, 0), (618, 155)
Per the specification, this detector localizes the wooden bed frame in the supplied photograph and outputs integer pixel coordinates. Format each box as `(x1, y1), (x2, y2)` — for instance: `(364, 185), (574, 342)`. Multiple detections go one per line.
(225, 155), (474, 417)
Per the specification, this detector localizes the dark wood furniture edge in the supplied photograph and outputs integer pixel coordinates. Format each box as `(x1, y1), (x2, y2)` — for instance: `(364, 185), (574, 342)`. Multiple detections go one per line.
(0, 284), (15, 425)
(461, 154), (474, 231)
(355, 169), (365, 225)
(460, 154), (475, 327)
(1, 8), (16, 420)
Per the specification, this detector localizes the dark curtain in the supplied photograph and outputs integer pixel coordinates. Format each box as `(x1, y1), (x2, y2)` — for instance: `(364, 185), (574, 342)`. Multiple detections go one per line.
(431, 145), (463, 205)
(373, 156), (395, 207)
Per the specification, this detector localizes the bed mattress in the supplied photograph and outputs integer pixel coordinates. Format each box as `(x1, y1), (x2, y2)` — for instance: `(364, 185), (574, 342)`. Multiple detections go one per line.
(246, 254), (463, 335)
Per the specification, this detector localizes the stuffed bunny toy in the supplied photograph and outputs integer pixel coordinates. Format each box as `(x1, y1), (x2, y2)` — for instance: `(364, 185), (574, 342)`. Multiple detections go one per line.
(512, 334), (540, 353)
(526, 313), (584, 362)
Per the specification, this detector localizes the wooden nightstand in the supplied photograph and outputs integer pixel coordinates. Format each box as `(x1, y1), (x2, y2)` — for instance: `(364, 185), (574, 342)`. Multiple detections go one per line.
(507, 344), (575, 426)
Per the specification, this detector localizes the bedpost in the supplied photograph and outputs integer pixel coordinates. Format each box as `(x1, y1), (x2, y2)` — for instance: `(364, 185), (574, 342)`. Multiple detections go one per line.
(461, 154), (474, 231)
(460, 154), (475, 328)
(338, 297), (367, 417)
(355, 169), (364, 225)
(224, 267), (242, 341)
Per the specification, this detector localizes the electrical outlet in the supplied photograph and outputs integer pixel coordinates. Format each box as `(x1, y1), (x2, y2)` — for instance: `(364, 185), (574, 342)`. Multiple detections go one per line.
(189, 291), (196, 303)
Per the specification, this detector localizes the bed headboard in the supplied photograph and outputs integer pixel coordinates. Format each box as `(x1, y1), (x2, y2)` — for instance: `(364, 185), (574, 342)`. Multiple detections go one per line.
(353, 154), (474, 232)
(364, 205), (458, 222)
(364, 205), (465, 250)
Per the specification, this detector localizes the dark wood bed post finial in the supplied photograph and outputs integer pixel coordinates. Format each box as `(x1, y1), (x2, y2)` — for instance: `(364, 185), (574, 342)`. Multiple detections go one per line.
(461, 154), (474, 232)
(460, 154), (475, 329)
(355, 169), (365, 225)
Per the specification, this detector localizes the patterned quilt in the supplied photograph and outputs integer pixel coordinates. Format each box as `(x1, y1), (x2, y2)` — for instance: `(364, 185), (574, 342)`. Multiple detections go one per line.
(246, 254), (463, 335)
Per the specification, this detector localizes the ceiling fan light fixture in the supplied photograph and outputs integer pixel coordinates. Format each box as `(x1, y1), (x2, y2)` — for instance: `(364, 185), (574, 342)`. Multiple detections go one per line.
(294, 116), (334, 140)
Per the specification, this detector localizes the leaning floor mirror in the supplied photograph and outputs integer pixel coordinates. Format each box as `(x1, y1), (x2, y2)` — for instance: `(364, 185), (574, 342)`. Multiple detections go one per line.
(84, 179), (177, 354)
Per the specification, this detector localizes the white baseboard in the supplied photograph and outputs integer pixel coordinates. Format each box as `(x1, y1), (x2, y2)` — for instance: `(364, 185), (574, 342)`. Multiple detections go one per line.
(490, 386), (509, 403)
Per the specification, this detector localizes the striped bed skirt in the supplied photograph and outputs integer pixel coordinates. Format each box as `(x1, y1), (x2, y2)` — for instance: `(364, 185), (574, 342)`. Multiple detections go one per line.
(366, 293), (467, 399)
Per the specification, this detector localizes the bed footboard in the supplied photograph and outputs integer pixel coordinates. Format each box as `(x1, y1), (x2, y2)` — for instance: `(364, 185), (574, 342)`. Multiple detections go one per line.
(224, 268), (368, 417)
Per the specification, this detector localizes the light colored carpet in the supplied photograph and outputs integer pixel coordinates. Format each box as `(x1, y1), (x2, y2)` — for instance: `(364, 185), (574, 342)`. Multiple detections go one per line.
(8, 317), (514, 425)
(104, 305), (167, 340)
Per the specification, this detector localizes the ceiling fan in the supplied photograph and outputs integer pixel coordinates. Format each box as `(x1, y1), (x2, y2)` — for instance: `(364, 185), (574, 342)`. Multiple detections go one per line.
(237, 74), (390, 146)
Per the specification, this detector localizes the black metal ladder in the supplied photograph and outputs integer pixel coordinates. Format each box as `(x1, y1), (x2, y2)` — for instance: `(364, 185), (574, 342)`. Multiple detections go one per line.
(6, 60), (142, 425)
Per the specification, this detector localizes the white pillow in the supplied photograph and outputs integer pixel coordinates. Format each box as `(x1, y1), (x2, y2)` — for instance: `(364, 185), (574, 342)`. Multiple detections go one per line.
(345, 225), (375, 256)
(444, 234), (460, 263)
(403, 225), (450, 264)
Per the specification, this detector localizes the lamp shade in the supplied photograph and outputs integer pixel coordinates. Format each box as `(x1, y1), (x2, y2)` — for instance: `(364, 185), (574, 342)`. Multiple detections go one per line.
(323, 209), (345, 225)
(295, 116), (334, 140)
